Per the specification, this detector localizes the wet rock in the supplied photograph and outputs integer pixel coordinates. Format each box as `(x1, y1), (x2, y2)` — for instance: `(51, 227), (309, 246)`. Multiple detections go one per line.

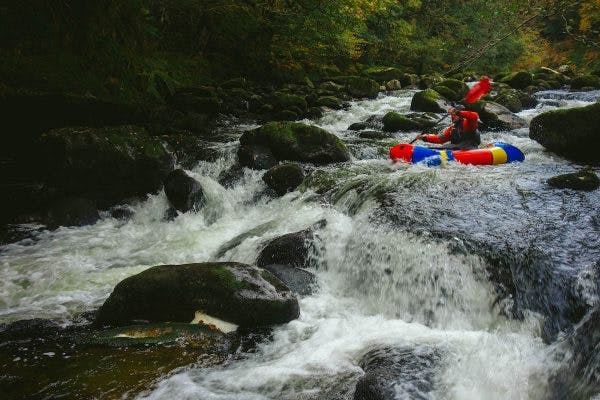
(238, 144), (278, 170)
(272, 92), (308, 114)
(410, 89), (449, 113)
(530, 102), (600, 163)
(382, 112), (436, 132)
(40, 126), (174, 206)
(570, 75), (600, 90)
(262, 163), (305, 196)
(354, 345), (441, 400)
(440, 79), (469, 96)
(164, 169), (205, 213)
(432, 85), (459, 101)
(256, 221), (325, 269)
(548, 307), (600, 400)
(240, 122), (350, 165)
(262, 264), (317, 296)
(349, 122), (368, 131)
(494, 90), (523, 113)
(500, 71), (533, 89)
(44, 197), (99, 228)
(547, 170), (600, 191)
(467, 101), (528, 131)
(385, 79), (402, 91)
(359, 131), (394, 139)
(95, 262), (300, 328)
(161, 134), (219, 169)
(332, 76), (380, 99)
(399, 73), (419, 87)
(319, 81), (345, 93)
(0, 319), (232, 400)
(317, 96), (344, 109)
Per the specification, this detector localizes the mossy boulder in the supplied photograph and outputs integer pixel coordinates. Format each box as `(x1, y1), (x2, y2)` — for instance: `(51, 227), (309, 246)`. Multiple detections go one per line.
(240, 122), (350, 164)
(317, 96), (344, 109)
(500, 71), (533, 89)
(319, 81), (344, 93)
(262, 163), (305, 196)
(438, 79), (469, 96)
(385, 79), (402, 90)
(570, 75), (600, 90)
(164, 169), (204, 213)
(333, 76), (380, 99)
(494, 91), (523, 113)
(547, 170), (600, 191)
(382, 112), (436, 132)
(161, 134), (219, 169)
(431, 85), (459, 101)
(272, 92), (308, 113)
(466, 101), (527, 131)
(237, 144), (278, 170)
(530, 102), (600, 162)
(410, 89), (449, 113)
(363, 66), (404, 83)
(40, 126), (174, 206)
(95, 262), (299, 328)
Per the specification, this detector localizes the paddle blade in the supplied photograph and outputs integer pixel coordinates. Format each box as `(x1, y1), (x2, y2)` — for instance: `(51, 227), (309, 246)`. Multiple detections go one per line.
(465, 76), (491, 103)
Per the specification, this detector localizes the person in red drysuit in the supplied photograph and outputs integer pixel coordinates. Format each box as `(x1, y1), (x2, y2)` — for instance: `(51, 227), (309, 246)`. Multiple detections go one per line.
(416, 106), (481, 150)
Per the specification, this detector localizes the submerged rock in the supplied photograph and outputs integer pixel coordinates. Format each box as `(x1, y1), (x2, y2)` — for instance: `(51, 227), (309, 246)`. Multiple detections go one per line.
(547, 170), (600, 191)
(95, 262), (299, 328)
(530, 102), (600, 163)
(354, 345), (441, 400)
(164, 169), (205, 213)
(240, 122), (350, 164)
(410, 89), (449, 113)
(262, 163), (305, 196)
(0, 319), (232, 400)
(40, 125), (174, 206)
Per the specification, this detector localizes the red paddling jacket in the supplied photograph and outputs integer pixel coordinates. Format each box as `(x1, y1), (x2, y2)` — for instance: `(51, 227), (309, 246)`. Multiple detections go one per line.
(422, 111), (480, 145)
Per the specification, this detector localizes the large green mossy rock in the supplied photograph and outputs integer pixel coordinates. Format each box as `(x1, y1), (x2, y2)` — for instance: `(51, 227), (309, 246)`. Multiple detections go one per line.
(40, 126), (173, 206)
(438, 79), (469, 96)
(382, 112), (436, 132)
(272, 92), (308, 112)
(263, 163), (305, 196)
(95, 262), (300, 328)
(332, 76), (380, 99)
(410, 89), (449, 112)
(431, 85), (458, 101)
(530, 102), (600, 162)
(240, 122), (350, 164)
(547, 170), (600, 191)
(570, 75), (600, 90)
(363, 66), (404, 83)
(500, 71), (533, 89)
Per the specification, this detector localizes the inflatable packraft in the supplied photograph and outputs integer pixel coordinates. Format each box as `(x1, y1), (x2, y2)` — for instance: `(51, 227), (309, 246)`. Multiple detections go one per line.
(389, 142), (525, 166)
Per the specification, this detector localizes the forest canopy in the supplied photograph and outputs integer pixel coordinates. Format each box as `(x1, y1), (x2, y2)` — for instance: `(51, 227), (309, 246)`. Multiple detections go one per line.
(1, 0), (598, 99)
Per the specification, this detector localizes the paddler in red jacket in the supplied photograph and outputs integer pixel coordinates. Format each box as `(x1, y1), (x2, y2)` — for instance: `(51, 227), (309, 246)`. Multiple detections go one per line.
(416, 105), (481, 150)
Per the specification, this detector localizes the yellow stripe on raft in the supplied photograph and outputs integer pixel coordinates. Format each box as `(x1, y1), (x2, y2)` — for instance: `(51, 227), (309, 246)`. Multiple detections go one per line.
(490, 147), (508, 165)
(439, 151), (448, 166)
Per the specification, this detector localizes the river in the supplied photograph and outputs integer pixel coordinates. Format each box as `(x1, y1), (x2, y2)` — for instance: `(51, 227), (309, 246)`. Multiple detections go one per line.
(1, 88), (599, 399)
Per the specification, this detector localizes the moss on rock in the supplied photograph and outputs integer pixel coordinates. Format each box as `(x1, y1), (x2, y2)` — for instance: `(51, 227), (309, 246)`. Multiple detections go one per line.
(500, 71), (533, 89)
(95, 262), (300, 328)
(410, 89), (448, 113)
(530, 102), (600, 162)
(570, 75), (600, 90)
(262, 163), (305, 196)
(382, 112), (435, 132)
(240, 122), (350, 164)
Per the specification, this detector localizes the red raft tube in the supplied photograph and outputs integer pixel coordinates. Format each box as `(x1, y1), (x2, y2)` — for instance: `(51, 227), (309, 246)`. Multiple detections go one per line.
(389, 142), (525, 166)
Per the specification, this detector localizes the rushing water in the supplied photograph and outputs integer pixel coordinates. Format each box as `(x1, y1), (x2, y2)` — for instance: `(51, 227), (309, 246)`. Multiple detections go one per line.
(1, 89), (599, 399)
